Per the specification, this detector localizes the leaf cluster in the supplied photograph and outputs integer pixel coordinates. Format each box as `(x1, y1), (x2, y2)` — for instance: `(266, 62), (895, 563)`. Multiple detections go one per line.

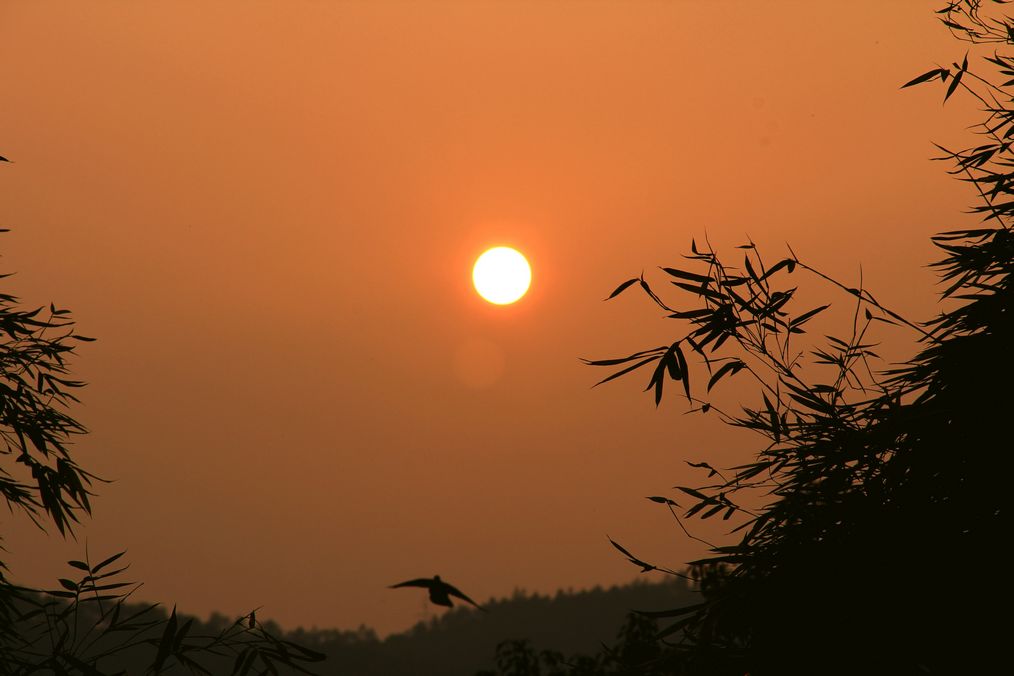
(0, 252), (98, 538)
(3, 552), (325, 675)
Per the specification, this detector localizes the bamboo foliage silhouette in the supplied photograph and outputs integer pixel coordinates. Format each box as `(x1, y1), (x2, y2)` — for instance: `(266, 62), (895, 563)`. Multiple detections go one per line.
(6, 551), (324, 675)
(577, 2), (1012, 673)
(0, 192), (324, 672)
(0, 238), (98, 537)
(0, 224), (103, 659)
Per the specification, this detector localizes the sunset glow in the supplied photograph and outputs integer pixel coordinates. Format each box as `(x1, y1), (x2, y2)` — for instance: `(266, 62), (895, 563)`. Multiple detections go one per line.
(0, 1), (970, 642)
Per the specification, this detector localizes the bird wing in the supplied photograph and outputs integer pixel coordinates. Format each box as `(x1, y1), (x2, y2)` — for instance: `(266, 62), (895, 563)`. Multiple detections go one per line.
(444, 583), (485, 611)
(389, 578), (435, 590)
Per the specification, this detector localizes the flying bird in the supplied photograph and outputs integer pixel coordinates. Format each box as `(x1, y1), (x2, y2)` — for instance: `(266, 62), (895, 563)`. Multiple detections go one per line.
(389, 575), (486, 611)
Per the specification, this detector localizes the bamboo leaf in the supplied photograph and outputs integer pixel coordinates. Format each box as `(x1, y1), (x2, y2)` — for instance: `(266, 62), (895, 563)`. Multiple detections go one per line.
(581, 346), (666, 367)
(900, 68), (945, 88)
(674, 342), (691, 399)
(762, 392), (780, 442)
(151, 606), (178, 673)
(607, 537), (656, 572)
(789, 304), (830, 329)
(590, 355), (660, 387)
(707, 360), (746, 392)
(605, 278), (639, 300)
(92, 551), (126, 574)
(661, 267), (711, 283)
(944, 62), (964, 102)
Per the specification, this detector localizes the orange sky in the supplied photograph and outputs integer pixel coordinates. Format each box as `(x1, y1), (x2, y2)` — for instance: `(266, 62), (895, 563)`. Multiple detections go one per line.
(0, 2), (980, 635)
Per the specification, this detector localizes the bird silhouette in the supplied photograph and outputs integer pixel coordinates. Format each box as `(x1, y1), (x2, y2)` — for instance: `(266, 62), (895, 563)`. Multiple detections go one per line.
(389, 575), (486, 611)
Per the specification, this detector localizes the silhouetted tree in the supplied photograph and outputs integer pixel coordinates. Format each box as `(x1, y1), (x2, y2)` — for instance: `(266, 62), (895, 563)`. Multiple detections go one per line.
(0, 224), (99, 650)
(583, 3), (1011, 673)
(0, 193), (323, 672)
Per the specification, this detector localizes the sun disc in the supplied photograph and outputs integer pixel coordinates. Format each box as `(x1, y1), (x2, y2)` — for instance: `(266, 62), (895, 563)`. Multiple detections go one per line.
(472, 247), (531, 305)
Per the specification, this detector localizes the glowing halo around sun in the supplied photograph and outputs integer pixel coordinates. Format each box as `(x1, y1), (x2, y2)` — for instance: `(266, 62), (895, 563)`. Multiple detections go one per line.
(472, 246), (531, 305)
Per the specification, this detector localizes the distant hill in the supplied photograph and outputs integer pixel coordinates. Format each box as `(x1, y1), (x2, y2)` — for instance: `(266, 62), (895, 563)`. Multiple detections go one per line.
(20, 578), (697, 675)
(281, 577), (698, 675)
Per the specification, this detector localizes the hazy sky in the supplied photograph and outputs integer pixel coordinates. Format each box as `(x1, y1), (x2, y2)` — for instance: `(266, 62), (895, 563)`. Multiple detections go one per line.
(0, 2), (979, 635)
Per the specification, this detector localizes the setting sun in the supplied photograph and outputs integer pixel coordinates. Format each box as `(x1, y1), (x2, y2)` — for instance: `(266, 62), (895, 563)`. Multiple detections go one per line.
(472, 247), (532, 305)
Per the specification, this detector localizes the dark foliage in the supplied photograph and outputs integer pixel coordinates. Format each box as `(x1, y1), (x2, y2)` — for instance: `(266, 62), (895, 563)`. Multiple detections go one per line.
(581, 2), (1012, 673)
(0, 186), (323, 672)
(369, 580), (695, 676)
(0, 236), (97, 536)
(478, 613), (669, 676)
(0, 224), (102, 662)
(11, 579), (691, 676)
(7, 554), (323, 675)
